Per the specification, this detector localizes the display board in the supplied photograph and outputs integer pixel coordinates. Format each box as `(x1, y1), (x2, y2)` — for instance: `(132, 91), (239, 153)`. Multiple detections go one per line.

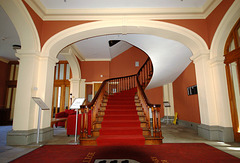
(32, 97), (49, 110)
(70, 98), (85, 109)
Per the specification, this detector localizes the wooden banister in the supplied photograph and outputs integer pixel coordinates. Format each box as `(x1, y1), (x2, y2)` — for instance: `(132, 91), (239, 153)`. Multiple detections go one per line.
(80, 56), (162, 139)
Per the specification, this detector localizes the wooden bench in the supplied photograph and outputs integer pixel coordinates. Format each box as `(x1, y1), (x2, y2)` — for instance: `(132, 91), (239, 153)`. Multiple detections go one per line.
(51, 118), (67, 128)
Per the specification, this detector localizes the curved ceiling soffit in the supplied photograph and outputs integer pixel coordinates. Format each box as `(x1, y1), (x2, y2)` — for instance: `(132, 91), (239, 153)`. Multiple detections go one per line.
(210, 0), (240, 60)
(60, 50), (81, 80)
(0, 0), (40, 55)
(41, 19), (209, 59)
(118, 34), (192, 89)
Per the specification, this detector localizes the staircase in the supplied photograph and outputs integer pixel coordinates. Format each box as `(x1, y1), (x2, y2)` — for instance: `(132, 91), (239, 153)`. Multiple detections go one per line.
(97, 88), (145, 146)
(79, 57), (163, 146)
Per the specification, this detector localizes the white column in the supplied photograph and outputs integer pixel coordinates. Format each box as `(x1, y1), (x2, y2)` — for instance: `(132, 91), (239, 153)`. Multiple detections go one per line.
(209, 57), (232, 127)
(12, 53), (40, 130)
(163, 83), (175, 116)
(79, 79), (86, 98)
(8, 53), (57, 145)
(191, 52), (234, 141)
(69, 78), (80, 100)
(191, 53), (218, 126)
(36, 56), (58, 128)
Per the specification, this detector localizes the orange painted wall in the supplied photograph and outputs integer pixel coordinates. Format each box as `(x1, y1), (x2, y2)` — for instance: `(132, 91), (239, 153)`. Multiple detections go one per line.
(22, 1), (94, 47)
(160, 0), (234, 48)
(40, 21), (94, 47)
(80, 61), (110, 82)
(23, 0), (234, 49)
(173, 62), (200, 124)
(161, 19), (210, 47)
(110, 47), (148, 78)
(206, 0), (234, 45)
(79, 46), (148, 82)
(0, 61), (9, 108)
(145, 86), (164, 118)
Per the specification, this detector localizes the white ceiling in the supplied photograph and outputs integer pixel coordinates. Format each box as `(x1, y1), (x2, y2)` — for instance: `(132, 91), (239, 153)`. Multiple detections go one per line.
(74, 36), (132, 60)
(104, 34), (192, 88)
(40, 0), (207, 9)
(0, 6), (20, 61)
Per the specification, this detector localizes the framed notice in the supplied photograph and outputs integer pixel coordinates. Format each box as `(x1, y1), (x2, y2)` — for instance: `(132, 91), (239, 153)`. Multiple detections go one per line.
(70, 98), (85, 109)
(163, 101), (170, 107)
(32, 97), (49, 110)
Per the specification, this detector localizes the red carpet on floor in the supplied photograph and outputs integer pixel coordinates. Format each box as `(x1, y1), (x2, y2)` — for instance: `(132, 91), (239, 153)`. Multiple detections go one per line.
(11, 144), (240, 163)
(97, 88), (145, 146)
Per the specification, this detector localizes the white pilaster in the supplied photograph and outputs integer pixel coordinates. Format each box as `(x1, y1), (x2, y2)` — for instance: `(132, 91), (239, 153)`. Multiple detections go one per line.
(13, 53), (39, 130)
(79, 79), (86, 98)
(191, 52), (218, 126)
(209, 57), (232, 127)
(69, 78), (80, 100)
(36, 56), (58, 128)
(163, 83), (175, 116)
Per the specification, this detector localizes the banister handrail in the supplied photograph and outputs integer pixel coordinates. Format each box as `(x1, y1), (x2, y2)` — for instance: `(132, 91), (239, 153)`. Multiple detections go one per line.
(86, 56), (160, 109)
(80, 56), (162, 139)
(86, 73), (137, 108)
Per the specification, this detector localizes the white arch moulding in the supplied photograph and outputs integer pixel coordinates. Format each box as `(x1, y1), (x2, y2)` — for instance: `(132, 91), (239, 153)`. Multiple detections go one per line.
(59, 47), (82, 99)
(41, 19), (209, 60)
(0, 0), (40, 54)
(210, 0), (240, 59)
(208, 0), (240, 130)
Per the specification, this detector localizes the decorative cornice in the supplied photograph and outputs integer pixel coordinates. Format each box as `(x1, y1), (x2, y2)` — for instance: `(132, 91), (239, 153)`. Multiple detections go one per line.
(24, 0), (222, 21)
(84, 58), (111, 61)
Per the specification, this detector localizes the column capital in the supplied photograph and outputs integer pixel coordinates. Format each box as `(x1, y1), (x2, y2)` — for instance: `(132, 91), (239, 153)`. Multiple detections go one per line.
(209, 56), (225, 67)
(15, 51), (59, 65)
(69, 78), (81, 82)
(15, 51), (40, 60)
(190, 51), (210, 64)
(80, 79), (86, 83)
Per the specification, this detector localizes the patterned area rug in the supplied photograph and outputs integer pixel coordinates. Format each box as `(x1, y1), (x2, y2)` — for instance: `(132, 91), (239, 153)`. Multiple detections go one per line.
(11, 143), (240, 163)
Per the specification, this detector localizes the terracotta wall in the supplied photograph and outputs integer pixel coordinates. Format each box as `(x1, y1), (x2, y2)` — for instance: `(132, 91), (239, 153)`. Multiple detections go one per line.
(160, 0), (234, 48)
(145, 86), (164, 118)
(110, 47), (148, 78)
(23, 0), (234, 49)
(80, 46), (148, 82)
(80, 61), (110, 82)
(23, 1), (94, 47)
(206, 0), (234, 45)
(172, 62), (200, 124)
(0, 61), (9, 108)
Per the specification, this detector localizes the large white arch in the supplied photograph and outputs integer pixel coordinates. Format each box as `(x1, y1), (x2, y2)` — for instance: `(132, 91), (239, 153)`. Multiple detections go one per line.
(59, 47), (82, 99)
(0, 0), (40, 54)
(42, 19), (209, 59)
(210, 0), (240, 59)
(206, 0), (240, 142)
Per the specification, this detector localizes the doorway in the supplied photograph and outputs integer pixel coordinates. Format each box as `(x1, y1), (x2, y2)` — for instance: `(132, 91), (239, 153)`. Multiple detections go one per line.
(224, 18), (240, 142)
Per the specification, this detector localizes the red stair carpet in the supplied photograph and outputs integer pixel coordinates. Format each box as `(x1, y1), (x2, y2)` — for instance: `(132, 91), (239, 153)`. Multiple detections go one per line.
(11, 144), (240, 163)
(97, 88), (145, 146)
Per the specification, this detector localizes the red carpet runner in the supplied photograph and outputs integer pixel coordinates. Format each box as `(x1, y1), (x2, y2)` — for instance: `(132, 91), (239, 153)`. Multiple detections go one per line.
(11, 144), (240, 163)
(96, 88), (145, 146)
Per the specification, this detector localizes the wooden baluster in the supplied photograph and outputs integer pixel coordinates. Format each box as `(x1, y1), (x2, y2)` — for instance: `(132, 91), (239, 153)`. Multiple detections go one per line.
(117, 79), (119, 93)
(92, 106), (96, 130)
(128, 77), (131, 89)
(157, 106), (162, 138)
(84, 107), (88, 138)
(122, 78), (123, 91)
(151, 106), (156, 137)
(130, 77), (131, 89)
(88, 108), (92, 137)
(143, 69), (145, 85)
(80, 107), (84, 139)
